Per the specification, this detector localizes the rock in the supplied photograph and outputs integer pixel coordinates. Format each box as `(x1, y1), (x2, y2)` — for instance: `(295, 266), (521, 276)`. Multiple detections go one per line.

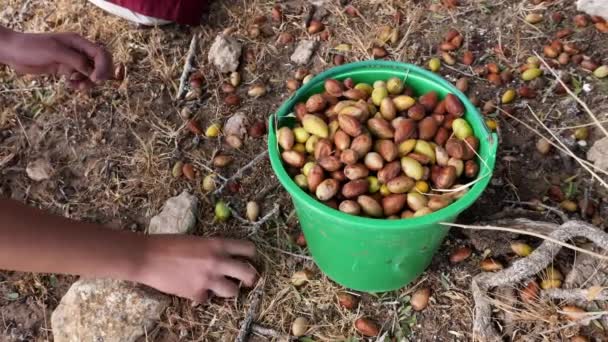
(51, 279), (170, 342)
(25, 158), (53, 181)
(223, 113), (248, 139)
(51, 192), (198, 342)
(291, 40), (318, 65)
(577, 0), (608, 20)
(208, 35), (242, 73)
(148, 191), (198, 234)
(587, 137), (608, 172)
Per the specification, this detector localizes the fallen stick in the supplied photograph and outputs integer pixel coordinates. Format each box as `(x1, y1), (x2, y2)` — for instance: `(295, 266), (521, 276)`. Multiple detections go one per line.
(214, 151), (269, 195)
(235, 285), (264, 342)
(176, 34), (198, 100)
(542, 288), (608, 302)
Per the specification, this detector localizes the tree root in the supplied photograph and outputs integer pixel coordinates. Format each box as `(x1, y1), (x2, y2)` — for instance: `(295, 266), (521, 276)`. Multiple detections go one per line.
(467, 219), (608, 341)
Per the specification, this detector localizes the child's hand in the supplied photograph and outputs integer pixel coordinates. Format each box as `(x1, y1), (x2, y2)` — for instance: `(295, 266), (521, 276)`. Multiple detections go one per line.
(135, 235), (258, 302)
(1, 30), (113, 89)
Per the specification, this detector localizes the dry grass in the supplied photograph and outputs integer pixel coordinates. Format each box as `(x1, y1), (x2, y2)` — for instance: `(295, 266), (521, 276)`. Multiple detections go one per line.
(1, 0), (608, 341)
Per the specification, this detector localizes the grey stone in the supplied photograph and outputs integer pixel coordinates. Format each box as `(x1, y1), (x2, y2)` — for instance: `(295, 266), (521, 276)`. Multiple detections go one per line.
(148, 191), (198, 234)
(577, 0), (608, 20)
(587, 136), (608, 172)
(291, 40), (318, 65)
(51, 279), (169, 342)
(51, 191), (198, 342)
(25, 158), (53, 181)
(208, 35), (242, 73)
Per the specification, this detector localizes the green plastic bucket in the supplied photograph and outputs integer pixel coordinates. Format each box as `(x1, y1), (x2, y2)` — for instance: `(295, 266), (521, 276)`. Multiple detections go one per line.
(268, 61), (498, 292)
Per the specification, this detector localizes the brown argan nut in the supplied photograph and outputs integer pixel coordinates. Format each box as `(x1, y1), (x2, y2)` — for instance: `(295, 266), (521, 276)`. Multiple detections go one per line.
(464, 160), (479, 178)
(225, 94), (241, 106)
(342, 179), (370, 199)
(213, 154), (233, 168)
(344, 163), (369, 180)
(307, 165), (324, 193)
(364, 152), (385, 171)
(372, 46), (388, 58)
(338, 114), (363, 137)
(318, 156), (343, 172)
(294, 103), (308, 121)
(334, 130), (351, 150)
(331, 170), (346, 182)
(368, 117), (395, 139)
(382, 193), (407, 216)
(182, 163), (195, 180)
(574, 14), (589, 27)
(455, 77), (469, 92)
(325, 79), (344, 97)
(520, 280), (540, 304)
(376, 139), (398, 162)
(339, 200), (361, 215)
(357, 195), (383, 218)
(418, 91), (438, 112)
(377, 161), (402, 184)
(449, 246), (472, 263)
(434, 127), (450, 146)
(354, 318), (380, 337)
(281, 151), (305, 167)
(340, 149), (359, 165)
(410, 287), (431, 311)
(278, 32), (295, 45)
(408, 103), (427, 121)
(393, 118), (417, 144)
(462, 136), (479, 160)
(337, 292), (359, 310)
(306, 94), (327, 113)
(286, 79), (300, 92)
(487, 73), (502, 86)
(343, 89), (369, 101)
(433, 165), (457, 189)
(221, 82), (236, 93)
(439, 42), (457, 51)
(500, 69), (513, 83)
(518, 86), (536, 99)
(351, 134), (373, 157)
(333, 54), (346, 66)
(418, 117), (439, 140)
(462, 50), (474, 65)
(314, 138), (333, 160)
(444, 94), (464, 117)
(307, 19), (325, 34)
(445, 139), (466, 159)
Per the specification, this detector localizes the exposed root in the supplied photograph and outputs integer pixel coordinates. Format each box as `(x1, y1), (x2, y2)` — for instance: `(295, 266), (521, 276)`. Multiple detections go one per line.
(235, 283), (264, 342)
(542, 287), (608, 302)
(450, 220), (608, 341)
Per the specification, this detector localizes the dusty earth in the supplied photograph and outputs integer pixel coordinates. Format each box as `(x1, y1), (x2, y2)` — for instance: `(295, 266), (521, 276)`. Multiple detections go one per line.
(1, 0), (607, 341)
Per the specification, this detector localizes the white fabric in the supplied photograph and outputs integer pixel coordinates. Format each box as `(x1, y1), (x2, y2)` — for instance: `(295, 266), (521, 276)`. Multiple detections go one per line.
(87, 0), (172, 26)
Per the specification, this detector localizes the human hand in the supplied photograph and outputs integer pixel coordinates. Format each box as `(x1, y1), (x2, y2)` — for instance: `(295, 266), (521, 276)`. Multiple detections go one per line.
(135, 235), (258, 302)
(1, 29), (113, 90)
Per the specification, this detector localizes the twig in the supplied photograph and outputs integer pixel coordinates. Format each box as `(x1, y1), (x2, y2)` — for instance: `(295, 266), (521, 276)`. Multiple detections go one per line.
(538, 313), (606, 335)
(534, 52), (608, 139)
(214, 151), (269, 195)
(503, 200), (568, 222)
(264, 245), (313, 261)
(251, 324), (289, 339)
(248, 204), (280, 236)
(441, 222), (608, 260)
(465, 219), (608, 340)
(235, 284), (264, 342)
(176, 34), (198, 100)
(543, 288), (608, 302)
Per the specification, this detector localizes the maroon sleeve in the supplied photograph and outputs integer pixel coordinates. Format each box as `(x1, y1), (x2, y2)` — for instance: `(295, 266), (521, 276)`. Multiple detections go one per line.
(108, 0), (209, 25)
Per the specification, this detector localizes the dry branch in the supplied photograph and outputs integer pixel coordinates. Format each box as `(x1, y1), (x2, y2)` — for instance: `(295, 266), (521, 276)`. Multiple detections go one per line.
(176, 34), (198, 100)
(543, 288), (608, 302)
(235, 284), (264, 342)
(450, 220), (608, 341)
(214, 151), (269, 195)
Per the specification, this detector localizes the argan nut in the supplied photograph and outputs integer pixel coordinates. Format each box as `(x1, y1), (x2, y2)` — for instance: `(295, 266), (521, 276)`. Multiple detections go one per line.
(428, 57), (441, 72)
(343, 163), (369, 180)
(380, 97), (397, 120)
(407, 103), (427, 121)
(372, 46), (388, 58)
(314, 138), (332, 160)
(292, 317), (309, 337)
(182, 163), (195, 180)
(213, 154), (233, 168)
(325, 79), (344, 97)
(401, 156), (424, 180)
(302, 114), (329, 138)
(463, 136), (479, 160)
(570, 336), (589, 342)
(520, 280), (540, 304)
(364, 152), (385, 171)
(393, 118), (417, 144)
(574, 14), (589, 27)
(339, 200), (361, 216)
(248, 84), (267, 97)
(434, 127), (450, 146)
(536, 138), (551, 154)
(368, 118), (395, 139)
(354, 318), (380, 337)
(560, 199), (578, 212)
(307, 19), (325, 34)
(245, 201), (260, 221)
(518, 86), (536, 99)
(581, 59), (599, 72)
(433, 165), (457, 189)
(225, 94), (241, 106)
(277, 127), (295, 150)
(393, 95), (416, 111)
(445, 94), (464, 117)
(449, 246), (472, 263)
(307, 165), (324, 193)
(172, 161), (184, 178)
(407, 192), (428, 211)
(462, 50), (474, 65)
(351, 134), (373, 156)
(338, 114), (363, 137)
(337, 292), (359, 309)
(464, 160), (479, 178)
(282, 151), (305, 167)
(318, 156), (342, 172)
(341, 149), (359, 165)
(286, 79), (300, 92)
(306, 94), (328, 113)
(205, 123), (220, 138)
(525, 13), (543, 24)
(333, 54), (345, 65)
(418, 117), (439, 140)
(452, 118), (473, 139)
(342, 179), (370, 199)
(410, 288), (431, 311)
(382, 193), (407, 216)
(522, 68), (542, 81)
(442, 52), (456, 65)
(439, 42), (457, 51)
(376, 139), (398, 162)
(540, 279), (562, 289)
(418, 91), (438, 112)
(357, 195), (383, 217)
(316, 179), (339, 201)
(593, 65), (608, 78)
(186, 119), (203, 135)
(511, 242), (533, 257)
(377, 161), (401, 184)
(447, 158), (464, 177)
(387, 175), (415, 193)
(225, 135), (243, 149)
(455, 77), (469, 92)
(480, 258), (503, 271)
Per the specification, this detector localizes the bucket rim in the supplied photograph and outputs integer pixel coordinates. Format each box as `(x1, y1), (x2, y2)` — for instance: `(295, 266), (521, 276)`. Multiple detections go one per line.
(268, 60), (498, 230)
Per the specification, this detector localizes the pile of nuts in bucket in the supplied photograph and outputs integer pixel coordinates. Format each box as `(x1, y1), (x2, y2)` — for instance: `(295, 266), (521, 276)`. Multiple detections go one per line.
(278, 77), (481, 219)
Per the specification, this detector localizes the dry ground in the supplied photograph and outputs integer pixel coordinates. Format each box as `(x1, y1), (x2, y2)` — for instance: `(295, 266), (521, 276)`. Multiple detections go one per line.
(1, 0), (607, 341)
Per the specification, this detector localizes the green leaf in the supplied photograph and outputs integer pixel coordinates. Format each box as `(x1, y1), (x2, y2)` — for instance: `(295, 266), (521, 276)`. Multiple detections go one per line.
(5, 292), (19, 300)
(300, 337), (316, 342)
(49, 275), (58, 288)
(572, 76), (583, 96)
